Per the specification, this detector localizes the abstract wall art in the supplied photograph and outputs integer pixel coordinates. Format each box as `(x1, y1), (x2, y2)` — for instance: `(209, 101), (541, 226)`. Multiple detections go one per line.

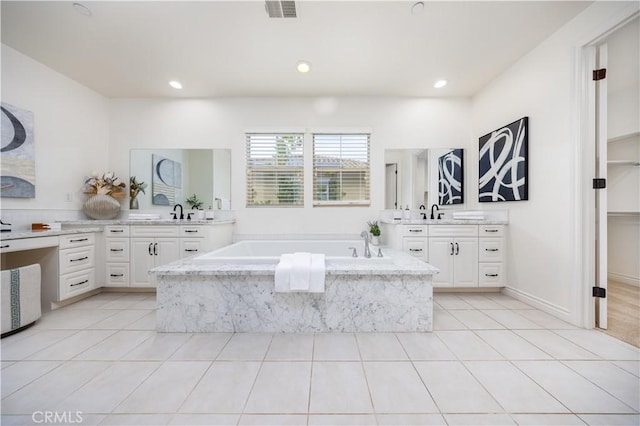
(479, 117), (528, 202)
(438, 148), (464, 205)
(1, 103), (35, 198)
(152, 154), (182, 205)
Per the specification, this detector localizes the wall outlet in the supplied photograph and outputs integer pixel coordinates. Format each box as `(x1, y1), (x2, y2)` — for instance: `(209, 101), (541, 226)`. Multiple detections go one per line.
(65, 193), (73, 202)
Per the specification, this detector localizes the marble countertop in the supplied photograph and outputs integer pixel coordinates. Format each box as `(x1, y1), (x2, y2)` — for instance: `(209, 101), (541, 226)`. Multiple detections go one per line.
(380, 219), (508, 225)
(0, 227), (102, 241)
(58, 219), (235, 226)
(150, 247), (439, 277)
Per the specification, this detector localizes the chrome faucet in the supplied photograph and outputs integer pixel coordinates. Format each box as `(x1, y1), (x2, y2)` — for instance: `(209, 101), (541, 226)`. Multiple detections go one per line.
(360, 230), (372, 258)
(430, 203), (440, 220)
(172, 203), (184, 220)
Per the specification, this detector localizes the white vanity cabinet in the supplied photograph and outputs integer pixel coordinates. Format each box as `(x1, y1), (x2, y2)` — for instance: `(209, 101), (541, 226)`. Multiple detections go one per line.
(58, 233), (96, 300)
(130, 226), (180, 288)
(383, 224), (428, 261)
(478, 225), (506, 287)
(428, 226), (478, 288)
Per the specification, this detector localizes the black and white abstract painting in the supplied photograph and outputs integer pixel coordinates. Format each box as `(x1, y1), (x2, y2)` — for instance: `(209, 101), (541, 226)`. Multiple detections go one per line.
(479, 117), (528, 202)
(152, 154), (182, 205)
(1, 103), (35, 198)
(438, 149), (464, 205)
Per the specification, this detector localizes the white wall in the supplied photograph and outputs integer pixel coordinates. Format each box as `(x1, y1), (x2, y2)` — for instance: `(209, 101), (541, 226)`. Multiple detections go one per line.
(1, 45), (110, 212)
(470, 2), (639, 319)
(109, 98), (471, 236)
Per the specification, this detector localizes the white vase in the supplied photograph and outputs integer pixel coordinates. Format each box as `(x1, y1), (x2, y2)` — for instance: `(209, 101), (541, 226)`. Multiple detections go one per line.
(371, 236), (380, 246)
(83, 194), (120, 220)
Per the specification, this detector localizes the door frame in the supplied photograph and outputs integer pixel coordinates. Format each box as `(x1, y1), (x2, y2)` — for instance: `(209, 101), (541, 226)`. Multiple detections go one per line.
(573, 6), (639, 328)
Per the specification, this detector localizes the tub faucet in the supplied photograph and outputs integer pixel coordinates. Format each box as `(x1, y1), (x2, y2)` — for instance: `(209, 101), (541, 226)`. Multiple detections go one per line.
(173, 203), (184, 220)
(430, 204), (440, 220)
(360, 230), (372, 258)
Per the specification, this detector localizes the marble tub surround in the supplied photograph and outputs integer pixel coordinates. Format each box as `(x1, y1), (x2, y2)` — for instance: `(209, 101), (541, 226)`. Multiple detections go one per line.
(153, 248), (437, 333)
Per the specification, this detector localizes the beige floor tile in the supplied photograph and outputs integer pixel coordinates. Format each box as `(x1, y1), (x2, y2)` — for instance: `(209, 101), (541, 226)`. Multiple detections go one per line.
(475, 330), (553, 360)
(87, 310), (151, 329)
(123, 311), (156, 330)
(1, 360), (62, 396)
(514, 330), (599, 360)
(99, 414), (172, 425)
(309, 362), (372, 414)
(1, 330), (77, 360)
(217, 333), (272, 361)
(313, 333), (360, 361)
(121, 332), (191, 360)
(448, 310), (505, 330)
(27, 330), (116, 360)
(482, 309), (543, 329)
(363, 361), (437, 413)
(376, 414), (447, 425)
(554, 330), (640, 360)
(238, 414), (307, 425)
(435, 331), (503, 360)
(432, 310), (468, 330)
(444, 413), (516, 425)
(169, 414), (240, 425)
(265, 333), (314, 360)
(517, 309), (578, 329)
(170, 333), (232, 360)
(179, 361), (261, 413)
(73, 330), (154, 360)
(113, 361), (210, 413)
(510, 414), (586, 425)
(356, 333), (408, 360)
(433, 294), (474, 310)
(308, 414), (376, 425)
(577, 414), (640, 425)
(244, 362), (311, 414)
(396, 332), (457, 360)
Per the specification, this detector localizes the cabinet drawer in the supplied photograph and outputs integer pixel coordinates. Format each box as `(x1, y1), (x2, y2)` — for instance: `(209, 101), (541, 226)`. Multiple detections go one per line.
(479, 238), (505, 262)
(180, 239), (202, 258)
(105, 263), (130, 287)
(402, 225), (427, 237)
(479, 225), (505, 237)
(429, 225), (478, 237)
(403, 239), (427, 258)
(60, 269), (95, 300)
(106, 238), (130, 262)
(180, 226), (205, 238)
(479, 263), (505, 287)
(59, 233), (95, 249)
(131, 226), (179, 238)
(59, 246), (95, 275)
(105, 225), (130, 237)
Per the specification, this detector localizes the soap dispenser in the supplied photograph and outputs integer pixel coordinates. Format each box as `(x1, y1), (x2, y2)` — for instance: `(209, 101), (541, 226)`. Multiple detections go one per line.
(403, 205), (411, 220)
(205, 206), (214, 221)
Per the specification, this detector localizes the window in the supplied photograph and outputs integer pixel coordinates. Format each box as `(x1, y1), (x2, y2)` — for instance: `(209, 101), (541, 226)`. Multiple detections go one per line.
(313, 133), (370, 206)
(246, 133), (304, 207)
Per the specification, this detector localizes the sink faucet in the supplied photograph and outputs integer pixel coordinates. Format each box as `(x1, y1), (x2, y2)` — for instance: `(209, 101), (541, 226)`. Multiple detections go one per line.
(430, 204), (440, 220)
(360, 230), (372, 258)
(172, 203), (184, 220)
(419, 204), (427, 220)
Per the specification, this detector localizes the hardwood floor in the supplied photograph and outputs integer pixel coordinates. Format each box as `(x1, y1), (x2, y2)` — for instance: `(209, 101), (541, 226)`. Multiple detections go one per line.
(604, 280), (640, 347)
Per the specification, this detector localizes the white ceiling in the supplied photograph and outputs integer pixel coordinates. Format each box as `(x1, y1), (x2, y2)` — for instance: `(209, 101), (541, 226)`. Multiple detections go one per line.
(1, 1), (592, 98)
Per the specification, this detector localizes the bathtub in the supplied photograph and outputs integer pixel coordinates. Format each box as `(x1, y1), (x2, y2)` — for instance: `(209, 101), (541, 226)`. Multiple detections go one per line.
(193, 239), (392, 264)
(153, 239), (437, 333)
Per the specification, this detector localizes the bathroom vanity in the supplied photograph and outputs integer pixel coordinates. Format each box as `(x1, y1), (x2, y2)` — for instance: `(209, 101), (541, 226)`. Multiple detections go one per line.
(381, 219), (507, 289)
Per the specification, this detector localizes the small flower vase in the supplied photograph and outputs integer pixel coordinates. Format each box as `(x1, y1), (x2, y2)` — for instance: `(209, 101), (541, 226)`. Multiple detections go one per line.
(130, 197), (139, 210)
(83, 194), (120, 220)
(371, 235), (380, 246)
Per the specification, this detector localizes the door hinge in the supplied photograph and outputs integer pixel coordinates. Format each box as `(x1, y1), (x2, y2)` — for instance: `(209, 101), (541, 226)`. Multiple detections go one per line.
(593, 68), (607, 81)
(593, 178), (606, 189)
(592, 287), (607, 298)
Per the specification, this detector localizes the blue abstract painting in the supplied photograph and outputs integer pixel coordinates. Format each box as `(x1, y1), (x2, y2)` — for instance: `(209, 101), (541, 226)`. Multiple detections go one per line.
(438, 149), (463, 205)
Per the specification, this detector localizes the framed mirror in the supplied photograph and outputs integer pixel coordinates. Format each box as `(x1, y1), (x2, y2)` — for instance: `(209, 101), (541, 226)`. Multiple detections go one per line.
(130, 148), (231, 210)
(385, 148), (464, 209)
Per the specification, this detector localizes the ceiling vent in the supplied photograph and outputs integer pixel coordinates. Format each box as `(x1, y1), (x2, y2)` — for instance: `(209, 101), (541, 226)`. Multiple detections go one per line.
(265, 1), (297, 18)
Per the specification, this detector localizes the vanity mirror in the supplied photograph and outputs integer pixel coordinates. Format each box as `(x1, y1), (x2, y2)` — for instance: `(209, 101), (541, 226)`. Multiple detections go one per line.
(130, 149), (231, 210)
(384, 148), (464, 209)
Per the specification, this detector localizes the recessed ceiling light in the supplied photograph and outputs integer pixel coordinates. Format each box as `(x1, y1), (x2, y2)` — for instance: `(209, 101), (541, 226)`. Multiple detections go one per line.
(297, 61), (311, 73)
(72, 2), (92, 17)
(411, 2), (425, 15)
(169, 81), (183, 89)
(434, 80), (448, 88)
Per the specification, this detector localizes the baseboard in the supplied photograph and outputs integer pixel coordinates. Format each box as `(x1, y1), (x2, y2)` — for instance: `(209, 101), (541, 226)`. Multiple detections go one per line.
(501, 286), (574, 324)
(608, 272), (640, 287)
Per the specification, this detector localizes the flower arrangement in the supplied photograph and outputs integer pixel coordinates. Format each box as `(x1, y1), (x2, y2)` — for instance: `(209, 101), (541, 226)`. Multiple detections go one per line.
(129, 176), (147, 200)
(82, 172), (126, 199)
(367, 220), (381, 237)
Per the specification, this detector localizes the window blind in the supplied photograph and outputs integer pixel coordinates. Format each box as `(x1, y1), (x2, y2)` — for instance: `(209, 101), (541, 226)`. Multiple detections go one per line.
(313, 133), (370, 206)
(246, 133), (304, 207)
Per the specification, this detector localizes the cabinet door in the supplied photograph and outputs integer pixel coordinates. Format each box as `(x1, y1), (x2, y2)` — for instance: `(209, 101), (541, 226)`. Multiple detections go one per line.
(155, 238), (180, 267)
(131, 238), (155, 287)
(453, 237), (478, 287)
(428, 237), (454, 287)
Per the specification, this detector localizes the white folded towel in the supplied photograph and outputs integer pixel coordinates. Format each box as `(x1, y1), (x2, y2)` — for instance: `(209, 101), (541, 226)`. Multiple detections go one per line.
(274, 253), (325, 293)
(452, 211), (485, 220)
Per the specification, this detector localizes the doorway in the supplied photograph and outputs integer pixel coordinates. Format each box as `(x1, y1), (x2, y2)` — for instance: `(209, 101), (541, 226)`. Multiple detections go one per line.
(594, 17), (640, 346)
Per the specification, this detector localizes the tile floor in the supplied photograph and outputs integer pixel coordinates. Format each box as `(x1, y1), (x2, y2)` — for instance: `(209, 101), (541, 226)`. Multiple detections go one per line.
(1, 292), (638, 426)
